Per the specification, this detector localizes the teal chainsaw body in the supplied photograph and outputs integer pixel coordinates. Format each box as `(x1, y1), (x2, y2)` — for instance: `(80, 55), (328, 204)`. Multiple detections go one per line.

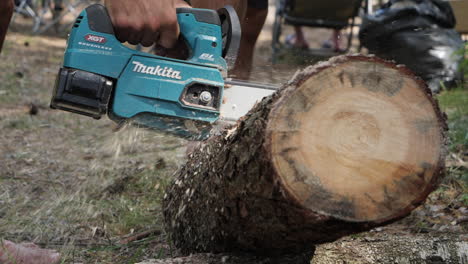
(51, 4), (240, 138)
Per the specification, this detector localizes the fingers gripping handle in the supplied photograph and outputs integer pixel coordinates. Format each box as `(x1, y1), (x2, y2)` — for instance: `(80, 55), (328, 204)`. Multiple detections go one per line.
(84, 4), (227, 69)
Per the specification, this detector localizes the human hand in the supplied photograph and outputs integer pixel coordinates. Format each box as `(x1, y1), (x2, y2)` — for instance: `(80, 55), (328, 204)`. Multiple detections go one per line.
(104, 0), (190, 47)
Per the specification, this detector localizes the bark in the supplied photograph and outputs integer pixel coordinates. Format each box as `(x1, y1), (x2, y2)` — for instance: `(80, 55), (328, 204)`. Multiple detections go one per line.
(163, 55), (448, 258)
(136, 251), (315, 264)
(311, 230), (467, 264)
(136, 231), (467, 264)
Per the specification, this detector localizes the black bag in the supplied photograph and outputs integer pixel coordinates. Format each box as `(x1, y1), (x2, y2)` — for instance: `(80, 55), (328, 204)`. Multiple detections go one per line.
(359, 0), (464, 93)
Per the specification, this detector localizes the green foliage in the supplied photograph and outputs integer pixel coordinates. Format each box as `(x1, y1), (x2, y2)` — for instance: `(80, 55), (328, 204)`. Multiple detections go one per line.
(437, 88), (468, 151)
(461, 194), (468, 206)
(460, 42), (468, 80)
(436, 53), (468, 222)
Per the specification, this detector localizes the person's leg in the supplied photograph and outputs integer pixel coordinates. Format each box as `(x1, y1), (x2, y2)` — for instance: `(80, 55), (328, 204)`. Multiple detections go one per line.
(332, 29), (342, 52)
(286, 26), (308, 49)
(0, 0), (14, 53)
(322, 29), (343, 52)
(191, 0), (267, 80)
(230, 5), (267, 80)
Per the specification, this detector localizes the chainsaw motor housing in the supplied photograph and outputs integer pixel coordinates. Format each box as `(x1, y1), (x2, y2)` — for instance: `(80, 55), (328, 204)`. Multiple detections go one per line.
(50, 4), (241, 138)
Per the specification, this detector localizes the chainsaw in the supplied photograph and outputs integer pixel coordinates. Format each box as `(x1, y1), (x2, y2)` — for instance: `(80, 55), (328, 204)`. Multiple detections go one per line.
(50, 4), (278, 139)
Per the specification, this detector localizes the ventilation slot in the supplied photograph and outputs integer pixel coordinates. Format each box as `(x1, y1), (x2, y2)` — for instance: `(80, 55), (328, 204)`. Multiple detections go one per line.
(73, 16), (84, 28)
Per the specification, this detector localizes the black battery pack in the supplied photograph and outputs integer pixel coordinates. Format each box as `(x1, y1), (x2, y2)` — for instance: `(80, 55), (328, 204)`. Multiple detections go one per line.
(50, 68), (113, 119)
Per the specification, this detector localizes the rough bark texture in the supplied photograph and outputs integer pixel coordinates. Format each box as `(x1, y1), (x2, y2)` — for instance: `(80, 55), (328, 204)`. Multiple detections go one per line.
(136, 251), (315, 264)
(311, 230), (467, 264)
(162, 55), (448, 258)
(136, 231), (467, 264)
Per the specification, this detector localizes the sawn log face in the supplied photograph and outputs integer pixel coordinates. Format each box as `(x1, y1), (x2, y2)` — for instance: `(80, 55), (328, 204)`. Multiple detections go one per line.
(163, 55), (447, 256)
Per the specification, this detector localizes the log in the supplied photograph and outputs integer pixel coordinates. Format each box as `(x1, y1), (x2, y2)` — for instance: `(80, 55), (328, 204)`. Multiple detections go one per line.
(136, 252), (315, 264)
(163, 55), (447, 257)
(311, 230), (467, 264)
(136, 231), (467, 264)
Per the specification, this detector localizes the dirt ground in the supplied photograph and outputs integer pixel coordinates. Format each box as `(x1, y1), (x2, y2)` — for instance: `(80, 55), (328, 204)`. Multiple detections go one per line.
(0, 1), (467, 263)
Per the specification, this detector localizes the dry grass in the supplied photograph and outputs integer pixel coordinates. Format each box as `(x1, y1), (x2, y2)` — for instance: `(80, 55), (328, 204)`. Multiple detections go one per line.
(0, 31), (188, 262)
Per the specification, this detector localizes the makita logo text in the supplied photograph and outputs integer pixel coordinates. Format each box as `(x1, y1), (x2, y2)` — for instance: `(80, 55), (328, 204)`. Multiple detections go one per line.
(132, 61), (182, 80)
(85, 34), (107, 44)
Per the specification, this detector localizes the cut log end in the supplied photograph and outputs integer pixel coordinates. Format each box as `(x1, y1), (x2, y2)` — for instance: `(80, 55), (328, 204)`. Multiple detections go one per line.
(267, 56), (446, 223)
(163, 55), (448, 254)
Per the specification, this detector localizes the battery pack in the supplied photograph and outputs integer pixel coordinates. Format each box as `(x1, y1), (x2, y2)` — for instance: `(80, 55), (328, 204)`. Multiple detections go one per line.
(50, 68), (113, 119)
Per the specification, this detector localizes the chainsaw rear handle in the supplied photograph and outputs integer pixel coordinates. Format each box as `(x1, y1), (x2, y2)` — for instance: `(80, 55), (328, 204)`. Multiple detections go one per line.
(84, 4), (226, 67)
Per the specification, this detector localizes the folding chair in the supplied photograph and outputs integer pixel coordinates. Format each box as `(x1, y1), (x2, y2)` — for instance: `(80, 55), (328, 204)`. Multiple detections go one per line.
(12, 0), (42, 32)
(35, 0), (97, 34)
(11, 0), (97, 34)
(272, 0), (366, 62)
